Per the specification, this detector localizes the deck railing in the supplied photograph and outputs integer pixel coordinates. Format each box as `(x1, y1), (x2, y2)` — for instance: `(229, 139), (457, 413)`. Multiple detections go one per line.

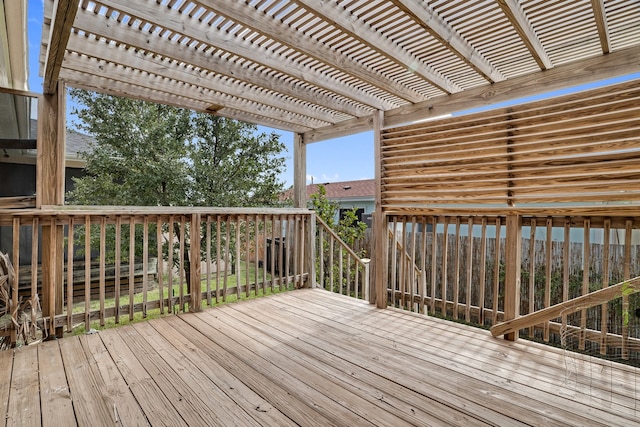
(315, 216), (370, 300)
(385, 212), (640, 360)
(0, 206), (314, 345)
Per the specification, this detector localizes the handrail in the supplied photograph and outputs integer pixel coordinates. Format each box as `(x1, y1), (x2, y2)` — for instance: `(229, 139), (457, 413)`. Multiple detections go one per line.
(490, 275), (640, 338)
(315, 216), (365, 263)
(315, 216), (369, 300)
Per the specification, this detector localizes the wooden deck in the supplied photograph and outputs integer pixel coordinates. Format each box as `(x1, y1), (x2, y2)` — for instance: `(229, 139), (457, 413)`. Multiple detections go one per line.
(1, 289), (638, 426)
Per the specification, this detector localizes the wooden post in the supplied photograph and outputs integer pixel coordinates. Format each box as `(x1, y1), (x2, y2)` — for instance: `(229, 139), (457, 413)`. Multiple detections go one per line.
(307, 211), (316, 288)
(503, 214), (522, 341)
(37, 83), (66, 338)
(372, 110), (387, 309)
(293, 133), (306, 209)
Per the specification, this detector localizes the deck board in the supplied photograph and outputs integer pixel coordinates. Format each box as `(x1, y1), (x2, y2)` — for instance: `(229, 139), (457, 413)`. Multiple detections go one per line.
(0, 288), (638, 426)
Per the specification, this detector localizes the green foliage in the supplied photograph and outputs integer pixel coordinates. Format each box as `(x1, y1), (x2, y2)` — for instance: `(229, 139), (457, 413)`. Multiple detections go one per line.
(310, 184), (367, 248)
(68, 89), (286, 208)
(311, 185), (367, 296)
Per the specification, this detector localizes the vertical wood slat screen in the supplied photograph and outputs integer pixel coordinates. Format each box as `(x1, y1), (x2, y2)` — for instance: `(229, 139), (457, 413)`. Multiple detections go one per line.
(381, 79), (640, 210)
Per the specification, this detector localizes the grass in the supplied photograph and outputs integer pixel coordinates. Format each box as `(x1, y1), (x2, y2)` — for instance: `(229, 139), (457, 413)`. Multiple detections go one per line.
(66, 261), (295, 336)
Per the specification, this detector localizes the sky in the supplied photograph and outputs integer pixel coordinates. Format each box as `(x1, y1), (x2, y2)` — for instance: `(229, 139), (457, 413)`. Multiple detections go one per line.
(25, 2), (640, 190)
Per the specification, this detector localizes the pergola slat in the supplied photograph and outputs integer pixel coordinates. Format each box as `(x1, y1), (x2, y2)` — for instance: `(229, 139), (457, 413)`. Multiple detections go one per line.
(38, 0), (640, 137)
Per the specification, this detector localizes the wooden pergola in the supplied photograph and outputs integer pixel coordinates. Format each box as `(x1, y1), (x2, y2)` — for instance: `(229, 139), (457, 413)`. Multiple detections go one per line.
(37, 0), (640, 308)
(0, 1), (639, 424)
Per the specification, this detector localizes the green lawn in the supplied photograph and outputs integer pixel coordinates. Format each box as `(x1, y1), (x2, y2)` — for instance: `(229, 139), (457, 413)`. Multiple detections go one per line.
(68, 261), (295, 335)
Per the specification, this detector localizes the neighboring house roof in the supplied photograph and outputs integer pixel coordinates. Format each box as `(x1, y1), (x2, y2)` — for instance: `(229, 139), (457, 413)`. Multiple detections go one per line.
(65, 129), (95, 167)
(0, 119), (94, 168)
(282, 179), (374, 202)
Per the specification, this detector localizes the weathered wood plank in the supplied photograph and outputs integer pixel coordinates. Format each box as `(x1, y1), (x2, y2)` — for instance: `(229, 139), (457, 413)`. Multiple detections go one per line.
(7, 345), (40, 427)
(81, 334), (149, 426)
(130, 321), (260, 426)
(145, 319), (298, 427)
(160, 315), (337, 426)
(58, 337), (115, 426)
(216, 302), (490, 426)
(0, 349), (13, 424)
(287, 290), (639, 421)
(38, 341), (76, 427)
(190, 309), (414, 427)
(99, 329), (188, 427)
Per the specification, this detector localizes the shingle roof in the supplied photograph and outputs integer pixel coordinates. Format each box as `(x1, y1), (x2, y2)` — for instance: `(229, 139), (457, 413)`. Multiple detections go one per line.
(282, 179), (374, 201)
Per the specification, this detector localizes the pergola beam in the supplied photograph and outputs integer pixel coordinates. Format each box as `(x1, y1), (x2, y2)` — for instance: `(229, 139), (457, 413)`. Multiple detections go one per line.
(389, 0), (505, 84)
(65, 33), (341, 126)
(42, 0), (80, 94)
(293, 0), (462, 94)
(60, 69), (312, 133)
(72, 4), (378, 117)
(61, 53), (327, 131)
(591, 0), (611, 54)
(496, 0), (553, 70)
(303, 43), (640, 143)
(197, 0), (428, 103)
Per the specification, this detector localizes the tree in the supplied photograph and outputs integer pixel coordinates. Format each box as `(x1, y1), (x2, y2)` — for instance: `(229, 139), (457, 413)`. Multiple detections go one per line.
(67, 89), (287, 292)
(68, 89), (286, 207)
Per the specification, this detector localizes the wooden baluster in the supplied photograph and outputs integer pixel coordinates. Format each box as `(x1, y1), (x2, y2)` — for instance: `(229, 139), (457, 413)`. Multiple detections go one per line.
(441, 216), (449, 316)
(270, 215), (276, 292)
(85, 215), (92, 330)
(11, 218), (19, 345)
(30, 219), (39, 337)
(528, 218), (536, 337)
(155, 216), (163, 314)
(223, 216), (231, 301)
(420, 216), (428, 314)
(453, 217), (461, 319)
(206, 216), (212, 306)
(465, 217), (473, 322)
(410, 216), (417, 311)
(479, 217), (487, 325)
(115, 216), (122, 322)
(129, 217), (135, 320)
(190, 213), (201, 312)
(430, 216), (437, 315)
(503, 215), (522, 341)
(622, 219), (632, 360)
(216, 216), (222, 303)
(600, 219), (610, 355)
(66, 217), (74, 332)
(544, 217), (552, 342)
(579, 219), (590, 350)
(99, 216), (106, 326)
(142, 216), (148, 317)
(318, 224), (325, 290)
(492, 217), (502, 325)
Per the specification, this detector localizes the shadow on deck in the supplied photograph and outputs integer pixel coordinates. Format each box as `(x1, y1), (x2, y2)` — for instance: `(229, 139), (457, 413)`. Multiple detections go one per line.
(1, 288), (638, 426)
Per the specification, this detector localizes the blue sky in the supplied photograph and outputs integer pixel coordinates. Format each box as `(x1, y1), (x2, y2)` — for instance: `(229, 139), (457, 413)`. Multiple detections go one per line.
(26, 2), (640, 190)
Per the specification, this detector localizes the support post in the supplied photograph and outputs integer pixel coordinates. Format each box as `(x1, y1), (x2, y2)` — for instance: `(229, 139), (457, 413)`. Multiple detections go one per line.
(307, 211), (316, 288)
(503, 214), (522, 341)
(37, 83), (66, 338)
(293, 133), (306, 209)
(372, 111), (387, 308)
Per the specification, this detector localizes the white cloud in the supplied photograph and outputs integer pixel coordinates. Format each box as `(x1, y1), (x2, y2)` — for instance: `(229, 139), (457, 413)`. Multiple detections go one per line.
(306, 173), (341, 184)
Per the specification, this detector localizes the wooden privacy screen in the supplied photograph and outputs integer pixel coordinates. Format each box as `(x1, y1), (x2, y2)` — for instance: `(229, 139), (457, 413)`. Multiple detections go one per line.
(381, 79), (640, 210)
